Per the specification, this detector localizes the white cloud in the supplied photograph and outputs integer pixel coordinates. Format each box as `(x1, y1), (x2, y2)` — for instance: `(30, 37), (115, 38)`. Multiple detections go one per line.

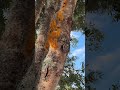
(70, 31), (81, 39)
(72, 47), (85, 57)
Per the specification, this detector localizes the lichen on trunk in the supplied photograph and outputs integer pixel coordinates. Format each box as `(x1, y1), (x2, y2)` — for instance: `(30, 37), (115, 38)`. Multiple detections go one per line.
(38, 0), (77, 90)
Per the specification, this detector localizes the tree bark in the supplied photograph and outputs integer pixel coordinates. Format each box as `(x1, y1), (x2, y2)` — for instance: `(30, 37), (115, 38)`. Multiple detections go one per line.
(17, 0), (60, 90)
(38, 0), (77, 90)
(0, 0), (34, 89)
(35, 0), (45, 24)
(1, 0), (77, 90)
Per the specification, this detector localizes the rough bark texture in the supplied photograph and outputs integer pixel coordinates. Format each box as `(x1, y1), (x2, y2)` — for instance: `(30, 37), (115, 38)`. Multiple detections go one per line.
(38, 0), (77, 90)
(35, 0), (45, 24)
(0, 0), (34, 89)
(17, 0), (60, 90)
(0, 0), (77, 90)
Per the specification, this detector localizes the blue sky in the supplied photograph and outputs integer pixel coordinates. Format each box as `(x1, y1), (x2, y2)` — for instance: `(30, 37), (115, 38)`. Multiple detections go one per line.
(86, 12), (120, 90)
(70, 31), (85, 70)
(66, 11), (120, 90)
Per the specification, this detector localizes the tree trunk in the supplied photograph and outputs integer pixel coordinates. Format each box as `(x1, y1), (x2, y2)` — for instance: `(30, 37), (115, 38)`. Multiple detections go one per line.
(0, 0), (34, 89)
(17, 0), (60, 90)
(35, 0), (45, 24)
(38, 0), (77, 90)
(0, 0), (77, 90)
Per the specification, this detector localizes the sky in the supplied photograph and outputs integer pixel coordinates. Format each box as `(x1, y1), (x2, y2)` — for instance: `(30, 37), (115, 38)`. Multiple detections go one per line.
(68, 11), (120, 90)
(70, 31), (85, 70)
(86, 12), (120, 90)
